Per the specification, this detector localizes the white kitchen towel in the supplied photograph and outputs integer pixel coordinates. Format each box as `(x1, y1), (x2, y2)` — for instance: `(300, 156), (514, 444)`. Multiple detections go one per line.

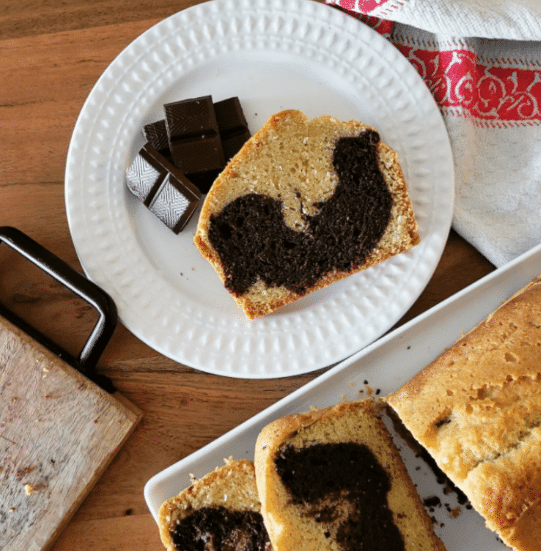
(330, 0), (541, 40)
(328, 1), (541, 267)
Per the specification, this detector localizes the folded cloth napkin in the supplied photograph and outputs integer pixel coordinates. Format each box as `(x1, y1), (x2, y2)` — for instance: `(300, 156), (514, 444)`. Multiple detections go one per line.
(328, 0), (541, 268)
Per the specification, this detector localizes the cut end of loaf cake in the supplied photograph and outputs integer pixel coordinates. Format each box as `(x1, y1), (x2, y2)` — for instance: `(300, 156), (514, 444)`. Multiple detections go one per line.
(194, 110), (420, 319)
(254, 400), (446, 551)
(158, 458), (271, 551)
(386, 275), (541, 551)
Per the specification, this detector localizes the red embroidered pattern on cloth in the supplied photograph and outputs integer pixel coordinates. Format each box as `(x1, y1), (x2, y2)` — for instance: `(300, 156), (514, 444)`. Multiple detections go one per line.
(331, 4), (541, 125)
(357, 0), (392, 11)
(395, 45), (541, 123)
(330, 0), (405, 17)
(333, 0), (390, 13)
(327, 0), (409, 18)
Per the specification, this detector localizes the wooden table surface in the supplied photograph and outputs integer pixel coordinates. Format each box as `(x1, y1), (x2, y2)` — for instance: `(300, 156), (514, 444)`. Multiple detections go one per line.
(1, 1), (495, 549)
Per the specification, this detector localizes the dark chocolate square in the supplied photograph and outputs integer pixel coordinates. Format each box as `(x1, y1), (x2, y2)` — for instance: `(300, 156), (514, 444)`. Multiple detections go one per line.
(125, 143), (201, 233)
(214, 97), (248, 134)
(148, 172), (200, 233)
(214, 96), (251, 161)
(164, 95), (225, 174)
(141, 96), (251, 195)
(142, 119), (172, 162)
(167, 135), (224, 175)
(221, 129), (252, 161)
(125, 144), (162, 203)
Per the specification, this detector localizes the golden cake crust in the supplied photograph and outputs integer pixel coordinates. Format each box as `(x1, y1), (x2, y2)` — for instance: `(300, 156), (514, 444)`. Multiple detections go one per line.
(194, 109), (420, 319)
(386, 275), (541, 551)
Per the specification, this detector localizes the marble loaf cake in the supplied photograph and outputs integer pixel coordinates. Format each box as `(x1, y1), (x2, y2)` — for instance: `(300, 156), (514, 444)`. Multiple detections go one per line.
(194, 110), (420, 319)
(386, 275), (541, 551)
(158, 459), (271, 551)
(254, 400), (446, 551)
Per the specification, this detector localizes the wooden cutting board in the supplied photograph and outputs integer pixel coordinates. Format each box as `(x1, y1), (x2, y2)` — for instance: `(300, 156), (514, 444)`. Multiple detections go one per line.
(0, 313), (142, 551)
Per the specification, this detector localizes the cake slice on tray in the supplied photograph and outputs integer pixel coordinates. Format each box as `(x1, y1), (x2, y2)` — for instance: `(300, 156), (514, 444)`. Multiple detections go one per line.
(254, 399), (446, 551)
(158, 458), (271, 551)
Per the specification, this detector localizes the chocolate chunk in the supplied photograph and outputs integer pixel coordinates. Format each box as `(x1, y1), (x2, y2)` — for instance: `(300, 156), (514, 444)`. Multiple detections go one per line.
(207, 130), (392, 296)
(187, 96), (251, 193)
(126, 143), (201, 233)
(142, 119), (172, 162)
(143, 96), (251, 194)
(142, 116), (217, 193)
(275, 442), (405, 551)
(214, 96), (251, 161)
(164, 95), (225, 182)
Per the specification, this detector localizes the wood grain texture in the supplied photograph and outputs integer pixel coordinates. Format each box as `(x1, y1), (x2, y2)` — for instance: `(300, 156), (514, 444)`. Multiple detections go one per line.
(0, 0), (206, 40)
(0, 1), (495, 550)
(0, 315), (141, 551)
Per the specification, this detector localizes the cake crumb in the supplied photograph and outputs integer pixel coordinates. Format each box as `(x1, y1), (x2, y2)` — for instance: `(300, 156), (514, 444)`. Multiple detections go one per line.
(450, 507), (461, 518)
(24, 483), (35, 495)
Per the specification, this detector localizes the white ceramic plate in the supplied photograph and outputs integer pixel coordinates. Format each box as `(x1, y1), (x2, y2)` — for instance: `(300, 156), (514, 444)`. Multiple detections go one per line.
(65, 0), (454, 378)
(145, 242), (541, 550)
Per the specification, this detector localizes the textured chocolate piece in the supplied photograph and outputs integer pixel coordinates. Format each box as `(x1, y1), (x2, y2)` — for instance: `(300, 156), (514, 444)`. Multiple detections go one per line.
(164, 95), (225, 178)
(207, 131), (392, 295)
(142, 119), (172, 162)
(214, 96), (251, 161)
(126, 143), (201, 233)
(143, 96), (251, 194)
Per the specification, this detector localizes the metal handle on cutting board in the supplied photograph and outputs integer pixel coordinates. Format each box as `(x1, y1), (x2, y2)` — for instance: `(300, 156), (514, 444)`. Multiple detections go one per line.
(0, 226), (117, 392)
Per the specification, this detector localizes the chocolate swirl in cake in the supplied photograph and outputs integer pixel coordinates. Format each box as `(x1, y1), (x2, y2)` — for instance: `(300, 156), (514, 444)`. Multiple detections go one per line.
(274, 442), (404, 551)
(207, 130), (392, 296)
(170, 506), (270, 551)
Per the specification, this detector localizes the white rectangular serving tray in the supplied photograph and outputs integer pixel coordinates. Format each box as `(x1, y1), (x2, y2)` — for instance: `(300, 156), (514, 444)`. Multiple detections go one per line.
(145, 242), (541, 550)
